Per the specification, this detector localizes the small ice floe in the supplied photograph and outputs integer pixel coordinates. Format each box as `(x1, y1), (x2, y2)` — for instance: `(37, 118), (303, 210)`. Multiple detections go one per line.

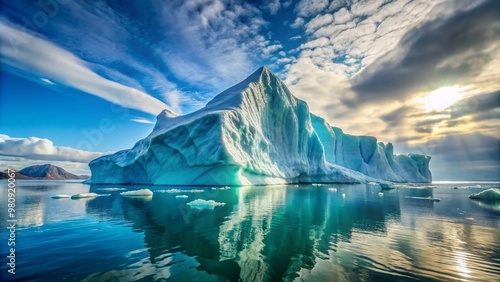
(379, 183), (396, 189)
(120, 189), (153, 197)
(468, 188), (500, 200)
(71, 193), (98, 199)
(51, 194), (71, 199)
(328, 188), (337, 192)
(403, 196), (441, 202)
(175, 195), (189, 199)
(342, 193), (346, 198)
(187, 199), (226, 210)
(367, 182), (378, 185)
(158, 189), (205, 193)
(378, 192), (384, 196)
(211, 186), (230, 190)
(312, 183), (324, 186)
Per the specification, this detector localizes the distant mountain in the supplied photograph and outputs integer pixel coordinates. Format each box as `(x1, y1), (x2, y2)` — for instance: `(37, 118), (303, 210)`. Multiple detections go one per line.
(0, 164), (89, 180)
(0, 171), (31, 179)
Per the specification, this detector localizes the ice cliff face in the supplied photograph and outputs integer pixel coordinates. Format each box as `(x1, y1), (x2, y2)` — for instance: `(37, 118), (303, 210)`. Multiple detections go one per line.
(88, 67), (431, 185)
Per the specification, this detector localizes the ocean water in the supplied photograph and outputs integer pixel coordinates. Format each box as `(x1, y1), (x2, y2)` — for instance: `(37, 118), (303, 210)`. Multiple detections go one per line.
(1, 180), (499, 281)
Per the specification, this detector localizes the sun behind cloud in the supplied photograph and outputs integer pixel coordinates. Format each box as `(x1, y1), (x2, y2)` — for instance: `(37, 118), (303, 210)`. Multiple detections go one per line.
(420, 85), (467, 111)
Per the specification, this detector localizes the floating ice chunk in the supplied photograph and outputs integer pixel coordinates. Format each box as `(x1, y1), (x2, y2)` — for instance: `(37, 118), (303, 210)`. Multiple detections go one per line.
(158, 189), (205, 193)
(328, 188), (337, 192)
(379, 183), (395, 189)
(187, 199), (226, 209)
(175, 195), (189, 199)
(71, 193), (98, 199)
(211, 186), (230, 190)
(120, 189), (153, 197)
(51, 194), (71, 199)
(468, 188), (500, 200)
(342, 193), (346, 198)
(404, 196), (441, 202)
(378, 192), (384, 196)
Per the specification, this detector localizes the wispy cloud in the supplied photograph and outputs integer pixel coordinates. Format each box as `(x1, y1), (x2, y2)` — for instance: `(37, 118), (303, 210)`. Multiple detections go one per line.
(0, 21), (169, 116)
(130, 117), (155, 124)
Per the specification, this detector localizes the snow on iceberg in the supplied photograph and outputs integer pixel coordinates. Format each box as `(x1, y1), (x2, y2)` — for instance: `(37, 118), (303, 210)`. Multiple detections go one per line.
(88, 67), (431, 185)
(120, 189), (153, 197)
(187, 199), (226, 209)
(469, 188), (500, 200)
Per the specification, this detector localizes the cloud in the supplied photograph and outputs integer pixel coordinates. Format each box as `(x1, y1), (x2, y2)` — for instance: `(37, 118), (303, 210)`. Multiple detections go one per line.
(448, 90), (500, 119)
(350, 1), (500, 106)
(130, 117), (155, 124)
(0, 134), (108, 163)
(306, 14), (333, 33)
(295, 0), (329, 17)
(421, 133), (500, 180)
(333, 8), (351, 24)
(262, 0), (282, 15)
(0, 21), (169, 116)
(290, 17), (305, 28)
(379, 106), (412, 127)
(350, 0), (385, 16)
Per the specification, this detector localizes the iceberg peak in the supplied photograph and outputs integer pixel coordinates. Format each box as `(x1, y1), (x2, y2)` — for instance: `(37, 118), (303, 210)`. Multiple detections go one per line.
(88, 66), (432, 185)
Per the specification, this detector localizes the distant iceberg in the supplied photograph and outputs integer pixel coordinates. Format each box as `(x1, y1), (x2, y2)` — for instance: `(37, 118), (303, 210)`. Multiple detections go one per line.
(51, 194), (71, 199)
(187, 199), (226, 209)
(88, 67), (431, 185)
(71, 193), (98, 199)
(469, 188), (500, 200)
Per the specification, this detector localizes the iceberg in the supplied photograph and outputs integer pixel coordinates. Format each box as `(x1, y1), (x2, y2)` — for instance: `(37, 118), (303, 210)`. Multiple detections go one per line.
(71, 193), (98, 199)
(88, 67), (431, 185)
(187, 199), (226, 209)
(120, 189), (153, 197)
(469, 188), (500, 200)
(51, 194), (71, 199)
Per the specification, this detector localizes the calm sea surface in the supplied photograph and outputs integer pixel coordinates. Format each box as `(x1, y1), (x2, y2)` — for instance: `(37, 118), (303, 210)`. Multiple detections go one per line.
(1, 180), (499, 281)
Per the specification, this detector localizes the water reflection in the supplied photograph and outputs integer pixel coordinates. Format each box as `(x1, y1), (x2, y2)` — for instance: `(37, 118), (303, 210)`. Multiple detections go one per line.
(1, 181), (498, 281)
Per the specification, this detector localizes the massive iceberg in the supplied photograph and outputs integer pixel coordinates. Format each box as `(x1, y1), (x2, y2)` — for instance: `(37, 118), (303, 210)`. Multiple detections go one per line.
(88, 67), (431, 185)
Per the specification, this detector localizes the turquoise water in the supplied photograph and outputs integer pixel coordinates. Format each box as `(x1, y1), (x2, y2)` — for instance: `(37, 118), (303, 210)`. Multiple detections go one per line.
(1, 181), (499, 281)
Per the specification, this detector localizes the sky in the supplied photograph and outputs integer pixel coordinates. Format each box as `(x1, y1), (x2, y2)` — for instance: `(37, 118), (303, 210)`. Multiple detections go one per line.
(0, 0), (498, 180)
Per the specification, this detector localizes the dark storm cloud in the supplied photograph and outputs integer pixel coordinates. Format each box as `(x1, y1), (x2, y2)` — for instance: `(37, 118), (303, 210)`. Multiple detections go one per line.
(379, 106), (411, 126)
(449, 90), (500, 119)
(348, 0), (500, 107)
(429, 133), (500, 163)
(414, 133), (500, 180)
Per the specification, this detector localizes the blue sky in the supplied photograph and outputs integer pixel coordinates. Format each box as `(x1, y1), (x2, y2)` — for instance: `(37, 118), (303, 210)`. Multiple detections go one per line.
(0, 0), (499, 179)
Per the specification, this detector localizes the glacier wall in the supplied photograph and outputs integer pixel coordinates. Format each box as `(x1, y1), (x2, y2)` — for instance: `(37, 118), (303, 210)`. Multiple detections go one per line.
(88, 67), (431, 185)
(311, 115), (431, 183)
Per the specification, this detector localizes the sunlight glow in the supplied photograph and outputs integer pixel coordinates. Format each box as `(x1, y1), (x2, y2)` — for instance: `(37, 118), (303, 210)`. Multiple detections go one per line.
(420, 85), (466, 111)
